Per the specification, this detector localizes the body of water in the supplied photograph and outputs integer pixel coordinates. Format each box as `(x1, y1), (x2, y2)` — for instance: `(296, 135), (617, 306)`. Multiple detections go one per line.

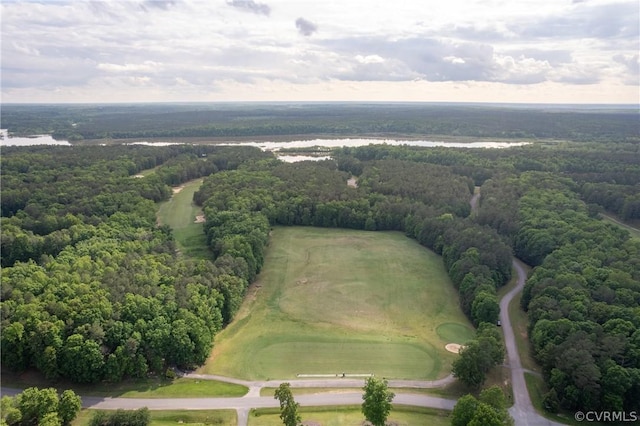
(2, 132), (529, 163)
(0, 129), (70, 146)
(130, 138), (529, 162)
(219, 138), (531, 150)
(278, 155), (332, 163)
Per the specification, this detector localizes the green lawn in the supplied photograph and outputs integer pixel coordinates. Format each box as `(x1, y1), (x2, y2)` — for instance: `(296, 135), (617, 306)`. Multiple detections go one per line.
(1, 373), (247, 399)
(201, 227), (474, 380)
(93, 378), (248, 398)
(72, 409), (237, 426)
(249, 405), (451, 426)
(508, 290), (540, 374)
(156, 179), (211, 259)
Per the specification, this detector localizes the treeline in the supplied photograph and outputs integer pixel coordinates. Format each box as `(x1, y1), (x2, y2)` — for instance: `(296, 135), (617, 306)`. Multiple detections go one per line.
(581, 182), (640, 220)
(194, 157), (512, 327)
(3, 103), (638, 143)
(0, 145), (271, 383)
(335, 142), (640, 221)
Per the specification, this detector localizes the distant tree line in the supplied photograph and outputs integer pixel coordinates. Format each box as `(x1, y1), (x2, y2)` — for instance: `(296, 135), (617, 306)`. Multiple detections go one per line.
(3, 103), (638, 144)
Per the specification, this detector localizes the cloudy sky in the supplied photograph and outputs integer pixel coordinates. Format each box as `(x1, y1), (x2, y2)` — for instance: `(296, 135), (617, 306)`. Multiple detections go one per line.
(2, 0), (638, 103)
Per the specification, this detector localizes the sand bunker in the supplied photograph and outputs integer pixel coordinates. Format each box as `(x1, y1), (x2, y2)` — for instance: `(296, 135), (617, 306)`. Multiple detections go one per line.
(194, 215), (206, 223)
(445, 343), (464, 354)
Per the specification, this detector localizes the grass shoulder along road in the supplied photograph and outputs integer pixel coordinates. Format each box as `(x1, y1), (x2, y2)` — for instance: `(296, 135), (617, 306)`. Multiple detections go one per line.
(1, 372), (247, 399)
(201, 226), (474, 381)
(72, 409), (237, 426)
(249, 405), (451, 426)
(600, 212), (640, 240)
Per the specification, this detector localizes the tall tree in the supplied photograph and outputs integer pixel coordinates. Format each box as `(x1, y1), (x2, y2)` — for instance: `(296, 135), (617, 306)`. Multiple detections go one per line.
(274, 382), (301, 426)
(452, 325), (505, 388)
(450, 394), (478, 426)
(451, 387), (513, 426)
(58, 390), (82, 425)
(361, 377), (395, 426)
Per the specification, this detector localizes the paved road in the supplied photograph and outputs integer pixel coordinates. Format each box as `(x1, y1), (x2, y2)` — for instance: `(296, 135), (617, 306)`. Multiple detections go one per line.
(74, 392), (456, 412)
(502, 259), (564, 426)
(0, 386), (455, 424)
(182, 372), (457, 392)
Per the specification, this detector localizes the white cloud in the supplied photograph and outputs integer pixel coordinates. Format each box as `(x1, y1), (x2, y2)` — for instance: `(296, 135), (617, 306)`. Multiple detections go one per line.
(97, 61), (162, 73)
(11, 41), (40, 57)
(1, 0), (637, 103)
(227, 0), (271, 16)
(492, 55), (552, 84)
(355, 55), (385, 64)
(444, 56), (466, 65)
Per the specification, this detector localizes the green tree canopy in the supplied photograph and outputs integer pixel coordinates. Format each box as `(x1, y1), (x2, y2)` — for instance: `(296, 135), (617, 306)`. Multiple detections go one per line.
(361, 377), (395, 426)
(1, 387), (81, 426)
(274, 382), (301, 426)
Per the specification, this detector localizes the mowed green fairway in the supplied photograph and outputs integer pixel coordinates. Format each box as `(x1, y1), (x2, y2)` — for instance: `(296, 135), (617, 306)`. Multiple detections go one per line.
(201, 227), (474, 380)
(157, 179), (211, 259)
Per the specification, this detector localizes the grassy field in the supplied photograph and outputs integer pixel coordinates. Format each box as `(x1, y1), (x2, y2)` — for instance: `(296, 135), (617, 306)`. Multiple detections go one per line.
(156, 179), (211, 259)
(1, 372), (247, 399)
(201, 227), (474, 380)
(91, 378), (248, 398)
(249, 405), (451, 426)
(72, 409), (237, 426)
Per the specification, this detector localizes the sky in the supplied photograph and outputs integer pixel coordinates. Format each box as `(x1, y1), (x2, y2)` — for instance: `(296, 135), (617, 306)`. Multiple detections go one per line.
(1, 0), (639, 104)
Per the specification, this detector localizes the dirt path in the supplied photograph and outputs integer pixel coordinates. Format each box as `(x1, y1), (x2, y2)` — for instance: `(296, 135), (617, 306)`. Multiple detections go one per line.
(469, 186), (480, 215)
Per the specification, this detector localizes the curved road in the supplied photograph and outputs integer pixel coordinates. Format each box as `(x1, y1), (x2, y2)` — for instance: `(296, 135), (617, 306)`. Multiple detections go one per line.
(1, 258), (565, 425)
(501, 260), (564, 426)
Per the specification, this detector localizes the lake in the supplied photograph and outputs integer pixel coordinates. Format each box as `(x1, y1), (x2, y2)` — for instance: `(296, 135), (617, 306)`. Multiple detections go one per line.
(0, 129), (70, 146)
(216, 138), (530, 150)
(130, 137), (530, 150)
(1, 131), (529, 162)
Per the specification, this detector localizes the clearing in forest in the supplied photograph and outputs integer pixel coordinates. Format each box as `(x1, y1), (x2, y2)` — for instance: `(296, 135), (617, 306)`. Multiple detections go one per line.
(156, 179), (210, 259)
(201, 227), (474, 380)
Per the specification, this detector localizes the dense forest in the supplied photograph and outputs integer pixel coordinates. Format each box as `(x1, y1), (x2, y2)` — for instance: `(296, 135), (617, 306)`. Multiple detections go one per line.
(2, 103), (639, 143)
(1, 104), (639, 416)
(1, 144), (272, 382)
